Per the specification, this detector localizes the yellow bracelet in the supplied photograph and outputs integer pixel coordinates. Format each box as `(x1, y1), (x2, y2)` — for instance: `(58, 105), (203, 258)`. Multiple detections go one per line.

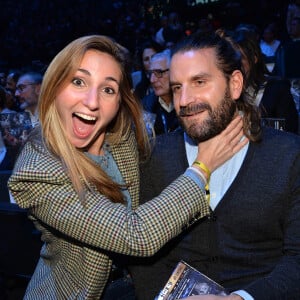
(192, 161), (211, 181)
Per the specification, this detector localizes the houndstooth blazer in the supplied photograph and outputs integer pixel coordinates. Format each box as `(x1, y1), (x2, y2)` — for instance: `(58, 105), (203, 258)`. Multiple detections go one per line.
(8, 130), (209, 299)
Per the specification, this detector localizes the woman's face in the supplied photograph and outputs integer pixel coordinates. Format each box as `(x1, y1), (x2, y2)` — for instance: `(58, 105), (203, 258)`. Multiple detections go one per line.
(142, 47), (157, 71)
(56, 49), (122, 155)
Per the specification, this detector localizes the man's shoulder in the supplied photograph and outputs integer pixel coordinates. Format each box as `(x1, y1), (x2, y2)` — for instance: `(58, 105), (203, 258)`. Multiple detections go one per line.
(259, 128), (300, 151)
(142, 92), (159, 111)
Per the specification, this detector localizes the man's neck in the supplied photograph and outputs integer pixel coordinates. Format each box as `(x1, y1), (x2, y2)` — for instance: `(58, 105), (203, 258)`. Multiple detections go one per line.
(160, 94), (172, 105)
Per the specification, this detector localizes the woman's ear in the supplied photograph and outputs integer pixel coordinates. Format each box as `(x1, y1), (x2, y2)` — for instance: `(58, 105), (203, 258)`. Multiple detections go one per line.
(230, 70), (243, 101)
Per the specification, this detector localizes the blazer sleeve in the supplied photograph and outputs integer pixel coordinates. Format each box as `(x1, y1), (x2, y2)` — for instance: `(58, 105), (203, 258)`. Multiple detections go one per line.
(8, 141), (209, 258)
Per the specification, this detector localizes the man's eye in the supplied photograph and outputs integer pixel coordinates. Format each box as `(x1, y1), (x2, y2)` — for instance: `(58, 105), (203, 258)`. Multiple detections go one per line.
(196, 80), (205, 86)
(171, 86), (180, 93)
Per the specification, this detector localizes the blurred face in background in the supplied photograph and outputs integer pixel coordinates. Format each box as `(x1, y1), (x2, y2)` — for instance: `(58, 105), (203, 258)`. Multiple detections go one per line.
(142, 48), (157, 71)
(148, 57), (170, 99)
(289, 18), (300, 39)
(6, 73), (17, 92)
(0, 72), (6, 86)
(15, 75), (40, 112)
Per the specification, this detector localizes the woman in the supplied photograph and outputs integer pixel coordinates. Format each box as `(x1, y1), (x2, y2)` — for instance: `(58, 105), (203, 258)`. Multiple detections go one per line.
(8, 35), (246, 299)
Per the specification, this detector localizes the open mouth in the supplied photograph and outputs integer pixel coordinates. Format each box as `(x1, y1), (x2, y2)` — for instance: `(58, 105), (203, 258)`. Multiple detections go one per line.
(73, 112), (97, 123)
(72, 112), (97, 138)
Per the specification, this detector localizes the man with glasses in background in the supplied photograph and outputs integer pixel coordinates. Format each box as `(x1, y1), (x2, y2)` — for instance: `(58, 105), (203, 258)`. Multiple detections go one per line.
(15, 71), (43, 127)
(142, 49), (180, 135)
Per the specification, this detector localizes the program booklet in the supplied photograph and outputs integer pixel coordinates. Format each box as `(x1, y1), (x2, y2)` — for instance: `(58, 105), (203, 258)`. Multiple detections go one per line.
(156, 261), (228, 300)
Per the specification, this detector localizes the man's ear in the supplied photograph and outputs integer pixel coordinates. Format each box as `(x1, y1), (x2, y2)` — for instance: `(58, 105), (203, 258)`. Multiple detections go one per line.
(230, 70), (243, 101)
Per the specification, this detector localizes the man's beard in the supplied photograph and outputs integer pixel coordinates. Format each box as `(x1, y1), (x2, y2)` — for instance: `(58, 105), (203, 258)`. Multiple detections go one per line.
(178, 87), (236, 143)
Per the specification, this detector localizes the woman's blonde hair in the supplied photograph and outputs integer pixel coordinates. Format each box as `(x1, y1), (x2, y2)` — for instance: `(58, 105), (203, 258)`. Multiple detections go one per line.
(38, 35), (149, 203)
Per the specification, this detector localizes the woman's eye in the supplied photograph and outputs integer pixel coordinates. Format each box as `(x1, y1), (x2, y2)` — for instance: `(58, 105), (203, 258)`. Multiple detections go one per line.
(103, 87), (115, 94)
(72, 78), (84, 87)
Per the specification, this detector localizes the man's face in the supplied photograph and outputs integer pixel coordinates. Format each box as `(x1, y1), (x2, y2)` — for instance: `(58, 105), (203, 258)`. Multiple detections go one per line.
(289, 19), (300, 39)
(15, 75), (40, 111)
(148, 57), (170, 98)
(170, 48), (241, 143)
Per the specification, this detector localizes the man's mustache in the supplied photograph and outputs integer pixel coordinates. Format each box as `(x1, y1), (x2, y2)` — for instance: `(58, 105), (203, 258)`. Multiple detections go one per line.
(179, 103), (210, 117)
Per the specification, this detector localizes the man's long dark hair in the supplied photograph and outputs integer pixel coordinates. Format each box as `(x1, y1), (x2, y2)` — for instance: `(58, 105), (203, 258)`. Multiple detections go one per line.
(171, 31), (262, 142)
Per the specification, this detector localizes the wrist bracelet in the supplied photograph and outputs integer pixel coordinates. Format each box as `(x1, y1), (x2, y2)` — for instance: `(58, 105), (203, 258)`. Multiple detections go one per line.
(192, 161), (211, 181)
(188, 166), (207, 186)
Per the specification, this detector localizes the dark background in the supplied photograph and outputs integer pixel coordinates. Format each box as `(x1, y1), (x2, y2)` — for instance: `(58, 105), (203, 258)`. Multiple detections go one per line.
(0, 0), (291, 71)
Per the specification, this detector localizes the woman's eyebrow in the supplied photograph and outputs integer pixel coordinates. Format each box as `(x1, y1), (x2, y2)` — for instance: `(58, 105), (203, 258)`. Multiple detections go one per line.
(77, 69), (120, 85)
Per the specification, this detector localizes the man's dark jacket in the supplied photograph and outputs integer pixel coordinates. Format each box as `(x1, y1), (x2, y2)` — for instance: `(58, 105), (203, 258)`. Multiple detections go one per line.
(130, 128), (300, 300)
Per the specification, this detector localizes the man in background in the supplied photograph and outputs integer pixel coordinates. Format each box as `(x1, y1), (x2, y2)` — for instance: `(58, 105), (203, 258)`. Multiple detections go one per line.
(142, 49), (180, 135)
(15, 71), (42, 127)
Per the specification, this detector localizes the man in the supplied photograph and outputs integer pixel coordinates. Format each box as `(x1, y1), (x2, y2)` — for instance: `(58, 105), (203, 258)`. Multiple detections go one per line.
(15, 71), (42, 127)
(129, 32), (300, 300)
(142, 49), (180, 135)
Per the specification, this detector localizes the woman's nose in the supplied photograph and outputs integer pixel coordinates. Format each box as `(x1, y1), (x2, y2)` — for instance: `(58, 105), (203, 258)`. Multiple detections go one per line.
(83, 89), (99, 110)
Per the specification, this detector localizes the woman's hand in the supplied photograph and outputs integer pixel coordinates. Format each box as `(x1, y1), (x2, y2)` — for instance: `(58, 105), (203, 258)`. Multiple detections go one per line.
(195, 115), (248, 178)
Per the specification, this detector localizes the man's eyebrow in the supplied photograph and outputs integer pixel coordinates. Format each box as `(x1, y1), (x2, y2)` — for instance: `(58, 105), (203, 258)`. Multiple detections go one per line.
(191, 72), (210, 80)
(170, 73), (210, 86)
(169, 80), (180, 87)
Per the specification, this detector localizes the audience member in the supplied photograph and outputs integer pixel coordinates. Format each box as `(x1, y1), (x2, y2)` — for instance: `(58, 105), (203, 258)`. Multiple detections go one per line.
(142, 49), (180, 135)
(286, 1), (300, 39)
(154, 15), (168, 47)
(0, 86), (15, 114)
(8, 34), (246, 300)
(129, 30), (300, 300)
(228, 28), (299, 134)
(0, 69), (7, 87)
(259, 22), (281, 70)
(288, 16), (300, 40)
(15, 71), (43, 127)
(132, 40), (163, 101)
(162, 11), (185, 48)
(5, 70), (21, 94)
(5, 70), (22, 111)
(274, 10), (300, 79)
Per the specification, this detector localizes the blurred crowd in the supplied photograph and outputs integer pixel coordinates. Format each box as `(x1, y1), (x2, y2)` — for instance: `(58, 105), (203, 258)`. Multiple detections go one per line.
(0, 0), (294, 73)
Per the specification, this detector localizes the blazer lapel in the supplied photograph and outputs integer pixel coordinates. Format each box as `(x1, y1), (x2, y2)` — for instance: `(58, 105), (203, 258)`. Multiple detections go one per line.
(110, 132), (140, 209)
